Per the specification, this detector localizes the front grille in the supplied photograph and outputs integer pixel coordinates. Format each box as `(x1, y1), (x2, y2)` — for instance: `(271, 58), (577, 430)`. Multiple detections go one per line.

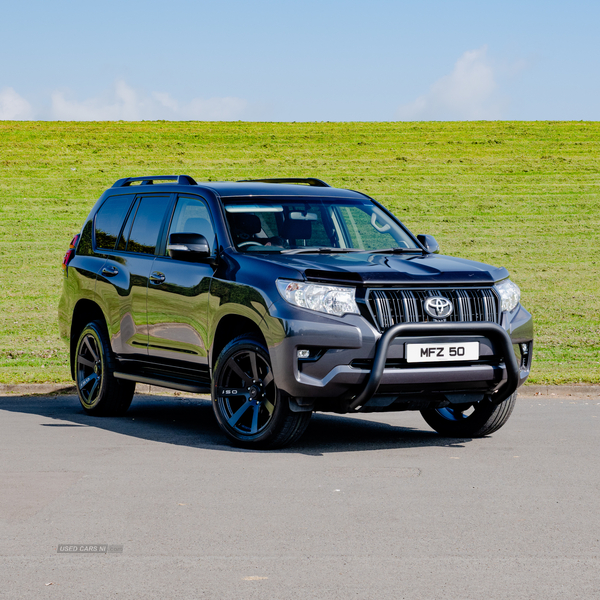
(368, 288), (500, 330)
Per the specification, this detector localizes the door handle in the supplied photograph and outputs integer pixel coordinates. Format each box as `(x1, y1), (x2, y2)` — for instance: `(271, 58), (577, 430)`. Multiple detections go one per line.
(150, 272), (166, 285)
(101, 266), (119, 277)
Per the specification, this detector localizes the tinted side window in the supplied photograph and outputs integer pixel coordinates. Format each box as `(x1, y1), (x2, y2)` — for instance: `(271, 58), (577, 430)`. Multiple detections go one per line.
(166, 196), (215, 255)
(126, 196), (170, 255)
(94, 195), (136, 250)
(116, 198), (139, 252)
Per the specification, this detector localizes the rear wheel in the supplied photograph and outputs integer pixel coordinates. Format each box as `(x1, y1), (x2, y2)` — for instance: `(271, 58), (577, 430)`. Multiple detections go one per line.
(420, 393), (517, 437)
(74, 320), (135, 416)
(212, 335), (311, 449)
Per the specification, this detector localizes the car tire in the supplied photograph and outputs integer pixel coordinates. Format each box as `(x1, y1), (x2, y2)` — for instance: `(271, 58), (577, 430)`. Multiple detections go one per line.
(74, 320), (135, 416)
(212, 335), (311, 449)
(420, 392), (517, 438)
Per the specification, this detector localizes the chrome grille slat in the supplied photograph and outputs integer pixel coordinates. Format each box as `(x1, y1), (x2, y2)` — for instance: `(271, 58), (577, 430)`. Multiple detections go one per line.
(368, 288), (500, 329)
(482, 289), (494, 323)
(400, 290), (418, 323)
(391, 293), (402, 325)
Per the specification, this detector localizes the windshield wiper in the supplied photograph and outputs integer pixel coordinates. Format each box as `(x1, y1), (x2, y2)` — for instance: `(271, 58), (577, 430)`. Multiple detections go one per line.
(280, 247), (363, 255)
(368, 247), (424, 255)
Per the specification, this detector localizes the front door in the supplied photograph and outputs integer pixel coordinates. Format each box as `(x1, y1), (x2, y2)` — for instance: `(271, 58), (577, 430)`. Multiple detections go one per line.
(146, 195), (216, 367)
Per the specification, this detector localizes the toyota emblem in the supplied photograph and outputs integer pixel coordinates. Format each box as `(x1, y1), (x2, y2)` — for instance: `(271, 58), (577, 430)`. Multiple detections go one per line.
(423, 296), (454, 319)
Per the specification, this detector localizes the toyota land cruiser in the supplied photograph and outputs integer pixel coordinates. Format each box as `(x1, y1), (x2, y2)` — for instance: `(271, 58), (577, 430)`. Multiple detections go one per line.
(59, 175), (533, 448)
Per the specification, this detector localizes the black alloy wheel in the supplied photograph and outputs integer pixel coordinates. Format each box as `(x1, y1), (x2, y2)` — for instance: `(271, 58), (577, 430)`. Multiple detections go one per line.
(212, 335), (311, 449)
(420, 392), (517, 437)
(74, 321), (135, 416)
(76, 329), (104, 409)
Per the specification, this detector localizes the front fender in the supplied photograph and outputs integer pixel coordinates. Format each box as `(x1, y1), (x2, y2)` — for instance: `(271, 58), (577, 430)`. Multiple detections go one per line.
(207, 279), (283, 365)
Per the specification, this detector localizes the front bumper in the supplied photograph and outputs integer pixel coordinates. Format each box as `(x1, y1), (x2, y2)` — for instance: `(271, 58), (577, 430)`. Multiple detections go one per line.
(347, 322), (519, 410)
(267, 302), (533, 412)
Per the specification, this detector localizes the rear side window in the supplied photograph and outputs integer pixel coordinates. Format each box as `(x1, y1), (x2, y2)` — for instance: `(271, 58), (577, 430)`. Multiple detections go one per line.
(94, 195), (135, 250)
(116, 199), (138, 252)
(125, 196), (171, 255)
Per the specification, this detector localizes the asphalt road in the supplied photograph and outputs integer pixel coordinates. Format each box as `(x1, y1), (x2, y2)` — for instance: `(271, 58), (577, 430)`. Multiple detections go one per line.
(0, 392), (598, 599)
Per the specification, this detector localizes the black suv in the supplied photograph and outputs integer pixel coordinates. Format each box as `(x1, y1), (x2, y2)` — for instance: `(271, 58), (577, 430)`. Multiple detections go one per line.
(59, 175), (533, 448)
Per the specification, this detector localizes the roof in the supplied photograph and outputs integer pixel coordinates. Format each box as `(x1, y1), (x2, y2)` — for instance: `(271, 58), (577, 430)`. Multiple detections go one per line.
(108, 175), (370, 201)
(199, 181), (369, 199)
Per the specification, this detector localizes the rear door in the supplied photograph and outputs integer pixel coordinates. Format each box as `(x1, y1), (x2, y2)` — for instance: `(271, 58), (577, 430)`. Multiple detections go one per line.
(146, 194), (216, 368)
(96, 193), (173, 357)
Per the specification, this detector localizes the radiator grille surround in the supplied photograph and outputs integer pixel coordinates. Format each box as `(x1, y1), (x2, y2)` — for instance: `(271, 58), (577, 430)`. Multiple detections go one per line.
(367, 288), (500, 330)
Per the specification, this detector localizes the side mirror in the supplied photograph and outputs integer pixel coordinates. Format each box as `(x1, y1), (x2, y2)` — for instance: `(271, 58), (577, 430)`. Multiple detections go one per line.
(168, 232), (212, 262)
(417, 234), (440, 254)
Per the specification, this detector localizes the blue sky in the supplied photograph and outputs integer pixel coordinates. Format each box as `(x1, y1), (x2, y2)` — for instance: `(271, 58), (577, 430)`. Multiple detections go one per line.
(1, 0), (598, 121)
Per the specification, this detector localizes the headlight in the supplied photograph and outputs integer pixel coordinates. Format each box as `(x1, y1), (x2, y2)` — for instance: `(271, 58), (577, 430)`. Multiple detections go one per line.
(276, 279), (359, 317)
(495, 279), (521, 312)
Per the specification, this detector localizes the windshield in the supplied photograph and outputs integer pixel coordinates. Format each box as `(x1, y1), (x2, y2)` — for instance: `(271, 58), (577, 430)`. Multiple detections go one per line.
(222, 197), (419, 252)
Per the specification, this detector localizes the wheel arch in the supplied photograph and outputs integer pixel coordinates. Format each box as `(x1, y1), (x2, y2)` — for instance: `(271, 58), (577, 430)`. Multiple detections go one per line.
(210, 314), (267, 372)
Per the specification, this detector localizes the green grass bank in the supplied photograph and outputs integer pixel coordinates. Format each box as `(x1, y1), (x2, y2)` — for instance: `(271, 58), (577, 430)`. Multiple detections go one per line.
(0, 120), (598, 384)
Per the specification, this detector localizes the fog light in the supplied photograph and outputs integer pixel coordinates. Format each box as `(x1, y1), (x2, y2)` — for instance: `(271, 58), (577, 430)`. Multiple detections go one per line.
(520, 343), (528, 354)
(297, 349), (310, 359)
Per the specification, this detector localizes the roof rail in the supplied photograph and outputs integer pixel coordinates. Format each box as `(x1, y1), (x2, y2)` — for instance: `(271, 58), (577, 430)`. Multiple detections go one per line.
(237, 177), (331, 188)
(111, 175), (198, 188)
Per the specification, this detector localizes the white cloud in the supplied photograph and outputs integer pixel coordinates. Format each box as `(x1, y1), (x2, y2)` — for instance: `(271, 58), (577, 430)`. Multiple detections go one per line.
(397, 46), (506, 121)
(51, 80), (248, 121)
(0, 87), (34, 120)
(152, 91), (248, 120)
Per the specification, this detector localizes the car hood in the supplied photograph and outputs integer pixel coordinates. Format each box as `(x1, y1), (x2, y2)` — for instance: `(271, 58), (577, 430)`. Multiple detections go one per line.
(242, 251), (509, 286)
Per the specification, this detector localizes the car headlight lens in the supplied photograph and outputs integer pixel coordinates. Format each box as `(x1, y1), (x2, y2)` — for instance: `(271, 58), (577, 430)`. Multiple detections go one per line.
(276, 280), (359, 317)
(495, 279), (521, 312)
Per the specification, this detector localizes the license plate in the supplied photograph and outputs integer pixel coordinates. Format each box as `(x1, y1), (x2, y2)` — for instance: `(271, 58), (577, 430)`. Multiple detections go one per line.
(405, 341), (479, 363)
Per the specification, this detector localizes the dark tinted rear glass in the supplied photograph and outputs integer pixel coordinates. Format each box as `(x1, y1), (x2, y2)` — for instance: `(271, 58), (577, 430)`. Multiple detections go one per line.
(116, 199), (138, 252)
(95, 195), (135, 250)
(126, 196), (170, 255)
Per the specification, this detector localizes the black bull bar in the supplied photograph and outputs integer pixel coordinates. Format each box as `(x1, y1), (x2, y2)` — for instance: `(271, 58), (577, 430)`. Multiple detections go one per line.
(349, 322), (520, 411)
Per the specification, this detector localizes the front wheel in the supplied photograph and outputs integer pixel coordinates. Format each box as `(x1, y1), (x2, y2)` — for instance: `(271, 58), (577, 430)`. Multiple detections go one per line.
(74, 320), (135, 416)
(420, 392), (517, 437)
(211, 335), (311, 449)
